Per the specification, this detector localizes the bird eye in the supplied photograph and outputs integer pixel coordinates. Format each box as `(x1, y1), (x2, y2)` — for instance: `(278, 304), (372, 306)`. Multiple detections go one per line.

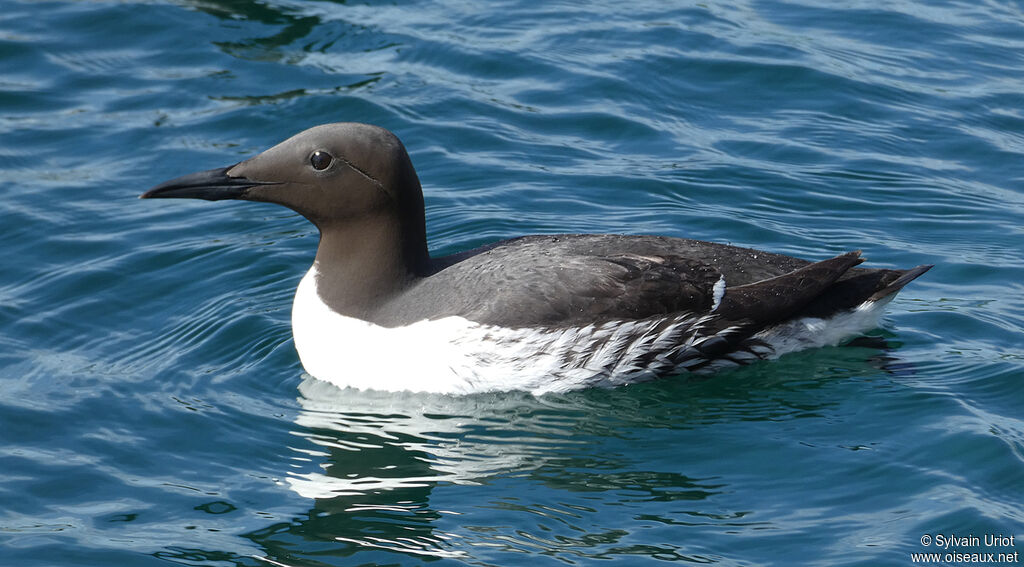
(310, 150), (333, 171)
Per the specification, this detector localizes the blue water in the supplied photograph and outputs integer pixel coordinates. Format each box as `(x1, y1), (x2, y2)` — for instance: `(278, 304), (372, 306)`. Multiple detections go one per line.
(2, 0), (1022, 565)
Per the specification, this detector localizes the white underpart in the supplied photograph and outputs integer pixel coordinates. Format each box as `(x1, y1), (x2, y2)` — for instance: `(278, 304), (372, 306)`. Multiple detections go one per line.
(293, 266), (718, 395)
(292, 266), (896, 395)
(753, 294), (895, 358)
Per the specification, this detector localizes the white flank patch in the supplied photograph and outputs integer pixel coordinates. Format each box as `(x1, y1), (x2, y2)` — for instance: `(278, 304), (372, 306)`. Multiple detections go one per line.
(711, 275), (726, 311)
(752, 295), (896, 359)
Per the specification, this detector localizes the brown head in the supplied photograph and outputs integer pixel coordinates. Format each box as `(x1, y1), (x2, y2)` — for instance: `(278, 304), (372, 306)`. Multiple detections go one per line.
(141, 123), (433, 313)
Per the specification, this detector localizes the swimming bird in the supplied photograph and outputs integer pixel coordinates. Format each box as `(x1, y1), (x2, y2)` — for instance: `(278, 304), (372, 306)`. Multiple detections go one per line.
(141, 123), (931, 394)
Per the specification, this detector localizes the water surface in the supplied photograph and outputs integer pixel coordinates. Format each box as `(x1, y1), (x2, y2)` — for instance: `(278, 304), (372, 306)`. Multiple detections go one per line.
(1, 1), (1022, 566)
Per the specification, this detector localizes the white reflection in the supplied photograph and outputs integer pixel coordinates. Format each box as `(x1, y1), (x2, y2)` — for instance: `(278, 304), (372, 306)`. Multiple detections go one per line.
(286, 375), (582, 500)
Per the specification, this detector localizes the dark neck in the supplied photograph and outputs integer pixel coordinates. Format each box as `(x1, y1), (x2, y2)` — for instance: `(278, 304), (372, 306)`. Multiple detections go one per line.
(312, 213), (431, 319)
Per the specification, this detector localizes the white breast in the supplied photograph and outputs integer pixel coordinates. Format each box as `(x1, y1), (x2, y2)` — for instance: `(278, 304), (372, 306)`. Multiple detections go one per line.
(292, 266), (479, 393)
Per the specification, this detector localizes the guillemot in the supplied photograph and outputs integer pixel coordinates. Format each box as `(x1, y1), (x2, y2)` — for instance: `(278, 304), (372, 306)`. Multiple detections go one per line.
(141, 122), (931, 395)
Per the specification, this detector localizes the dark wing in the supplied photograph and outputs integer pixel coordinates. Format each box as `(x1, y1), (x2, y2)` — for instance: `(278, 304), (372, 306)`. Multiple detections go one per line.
(380, 236), (722, 327)
(377, 234), (889, 330)
(461, 250), (726, 327)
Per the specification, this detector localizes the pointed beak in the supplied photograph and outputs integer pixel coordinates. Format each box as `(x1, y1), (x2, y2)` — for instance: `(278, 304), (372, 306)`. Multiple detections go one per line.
(139, 165), (279, 201)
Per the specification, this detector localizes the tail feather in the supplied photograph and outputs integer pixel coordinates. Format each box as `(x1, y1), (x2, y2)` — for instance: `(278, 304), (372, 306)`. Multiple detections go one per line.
(868, 264), (933, 301)
(716, 250), (864, 326)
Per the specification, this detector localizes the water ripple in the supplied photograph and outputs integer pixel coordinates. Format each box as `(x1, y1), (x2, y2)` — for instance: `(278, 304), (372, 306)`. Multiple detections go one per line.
(1, 0), (1023, 565)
